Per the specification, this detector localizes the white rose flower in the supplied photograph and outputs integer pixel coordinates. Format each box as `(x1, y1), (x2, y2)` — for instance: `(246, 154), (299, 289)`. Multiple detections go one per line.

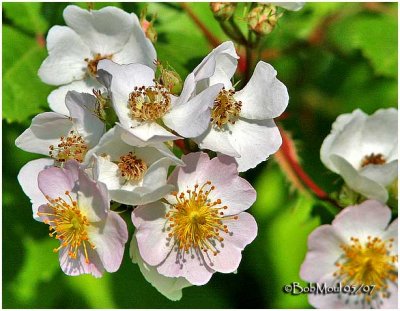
(191, 41), (289, 172)
(87, 125), (183, 206)
(97, 60), (223, 144)
(320, 108), (398, 203)
(38, 5), (156, 115)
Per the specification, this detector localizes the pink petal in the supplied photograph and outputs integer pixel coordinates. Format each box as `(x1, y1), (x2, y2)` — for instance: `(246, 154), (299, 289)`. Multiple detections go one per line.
(38, 166), (76, 200)
(204, 212), (257, 273)
(156, 246), (214, 286)
(332, 200), (392, 240)
(300, 224), (344, 282)
(88, 211), (128, 272)
(58, 245), (104, 277)
(132, 202), (173, 266)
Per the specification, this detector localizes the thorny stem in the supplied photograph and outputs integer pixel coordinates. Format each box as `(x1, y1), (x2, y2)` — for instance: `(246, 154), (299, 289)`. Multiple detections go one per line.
(277, 126), (340, 208)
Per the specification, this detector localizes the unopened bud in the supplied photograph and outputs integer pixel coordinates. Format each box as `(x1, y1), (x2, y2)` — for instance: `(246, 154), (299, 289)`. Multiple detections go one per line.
(155, 61), (183, 95)
(92, 89), (117, 126)
(210, 2), (237, 21)
(247, 4), (282, 36)
(140, 8), (158, 43)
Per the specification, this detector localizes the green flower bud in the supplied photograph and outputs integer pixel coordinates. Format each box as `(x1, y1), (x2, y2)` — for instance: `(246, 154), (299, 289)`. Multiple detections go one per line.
(155, 61), (183, 95)
(210, 2), (237, 21)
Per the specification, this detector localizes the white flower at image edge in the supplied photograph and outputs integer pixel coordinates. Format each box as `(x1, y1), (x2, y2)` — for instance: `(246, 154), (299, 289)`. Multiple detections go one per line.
(320, 108), (398, 202)
(190, 41), (289, 172)
(300, 200), (398, 308)
(38, 5), (156, 115)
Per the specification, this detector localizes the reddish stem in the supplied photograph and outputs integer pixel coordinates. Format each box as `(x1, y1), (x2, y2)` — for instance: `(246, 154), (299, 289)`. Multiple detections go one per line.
(180, 3), (221, 48)
(174, 139), (189, 155)
(277, 126), (332, 201)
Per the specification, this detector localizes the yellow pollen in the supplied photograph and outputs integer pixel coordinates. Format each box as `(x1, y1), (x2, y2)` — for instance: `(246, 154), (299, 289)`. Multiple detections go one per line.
(333, 236), (398, 304)
(37, 191), (95, 264)
(49, 130), (88, 163)
(85, 53), (113, 77)
(128, 81), (171, 122)
(165, 181), (238, 255)
(361, 153), (386, 168)
(211, 87), (242, 128)
(117, 152), (148, 182)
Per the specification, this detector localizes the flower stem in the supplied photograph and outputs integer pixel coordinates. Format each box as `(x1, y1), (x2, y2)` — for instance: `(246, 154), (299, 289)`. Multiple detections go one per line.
(180, 3), (220, 48)
(276, 126), (340, 208)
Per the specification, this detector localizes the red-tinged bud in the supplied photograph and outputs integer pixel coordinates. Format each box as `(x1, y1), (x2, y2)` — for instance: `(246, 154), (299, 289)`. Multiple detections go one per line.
(210, 2), (237, 21)
(247, 4), (282, 36)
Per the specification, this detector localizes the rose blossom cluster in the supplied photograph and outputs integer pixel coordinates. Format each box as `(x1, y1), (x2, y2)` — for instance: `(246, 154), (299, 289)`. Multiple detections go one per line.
(15, 5), (289, 300)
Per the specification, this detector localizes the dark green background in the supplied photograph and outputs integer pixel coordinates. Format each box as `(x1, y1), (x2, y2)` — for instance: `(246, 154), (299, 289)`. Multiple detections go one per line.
(3, 2), (397, 308)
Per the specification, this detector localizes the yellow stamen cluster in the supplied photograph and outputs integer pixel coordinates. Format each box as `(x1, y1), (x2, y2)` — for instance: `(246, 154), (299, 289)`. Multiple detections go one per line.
(333, 236), (398, 304)
(37, 191), (95, 264)
(85, 53), (113, 76)
(49, 130), (88, 163)
(117, 152), (148, 182)
(211, 87), (242, 128)
(361, 153), (386, 168)
(165, 181), (238, 256)
(128, 81), (171, 122)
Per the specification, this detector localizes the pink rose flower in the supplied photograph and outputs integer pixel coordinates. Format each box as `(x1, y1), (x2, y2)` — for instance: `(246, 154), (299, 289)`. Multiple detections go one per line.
(132, 152), (258, 285)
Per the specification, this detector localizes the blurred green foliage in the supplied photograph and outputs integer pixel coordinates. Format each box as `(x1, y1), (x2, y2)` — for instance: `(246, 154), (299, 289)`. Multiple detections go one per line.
(2, 2), (397, 308)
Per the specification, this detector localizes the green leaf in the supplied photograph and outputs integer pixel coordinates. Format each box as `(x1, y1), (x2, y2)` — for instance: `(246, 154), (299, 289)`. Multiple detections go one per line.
(3, 3), (48, 35)
(328, 14), (397, 78)
(66, 274), (117, 308)
(10, 237), (60, 303)
(3, 26), (52, 123)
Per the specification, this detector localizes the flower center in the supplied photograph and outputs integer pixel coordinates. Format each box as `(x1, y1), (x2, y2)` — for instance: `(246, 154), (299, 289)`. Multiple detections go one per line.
(211, 87), (242, 128)
(165, 181), (238, 256)
(361, 153), (386, 168)
(85, 53), (113, 76)
(128, 81), (171, 122)
(49, 130), (88, 163)
(333, 236), (398, 304)
(37, 191), (95, 263)
(117, 152), (148, 182)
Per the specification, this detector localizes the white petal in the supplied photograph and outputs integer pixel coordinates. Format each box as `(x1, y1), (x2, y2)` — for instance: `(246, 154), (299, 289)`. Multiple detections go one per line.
(330, 155), (389, 202)
(271, 2), (305, 11)
(15, 112), (73, 156)
(38, 25), (90, 85)
(332, 200), (392, 241)
(228, 118), (282, 172)
(382, 218), (398, 254)
(130, 236), (192, 301)
(125, 122), (180, 144)
(163, 83), (223, 138)
(48, 79), (104, 116)
(193, 41), (239, 91)
(235, 61), (289, 120)
(65, 91), (105, 148)
(88, 211), (128, 272)
(320, 109), (366, 171)
(359, 108), (398, 159)
(93, 155), (122, 191)
(112, 13), (157, 69)
(97, 60), (154, 127)
(194, 126), (240, 157)
(359, 160), (398, 187)
(17, 158), (54, 220)
(63, 5), (133, 55)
